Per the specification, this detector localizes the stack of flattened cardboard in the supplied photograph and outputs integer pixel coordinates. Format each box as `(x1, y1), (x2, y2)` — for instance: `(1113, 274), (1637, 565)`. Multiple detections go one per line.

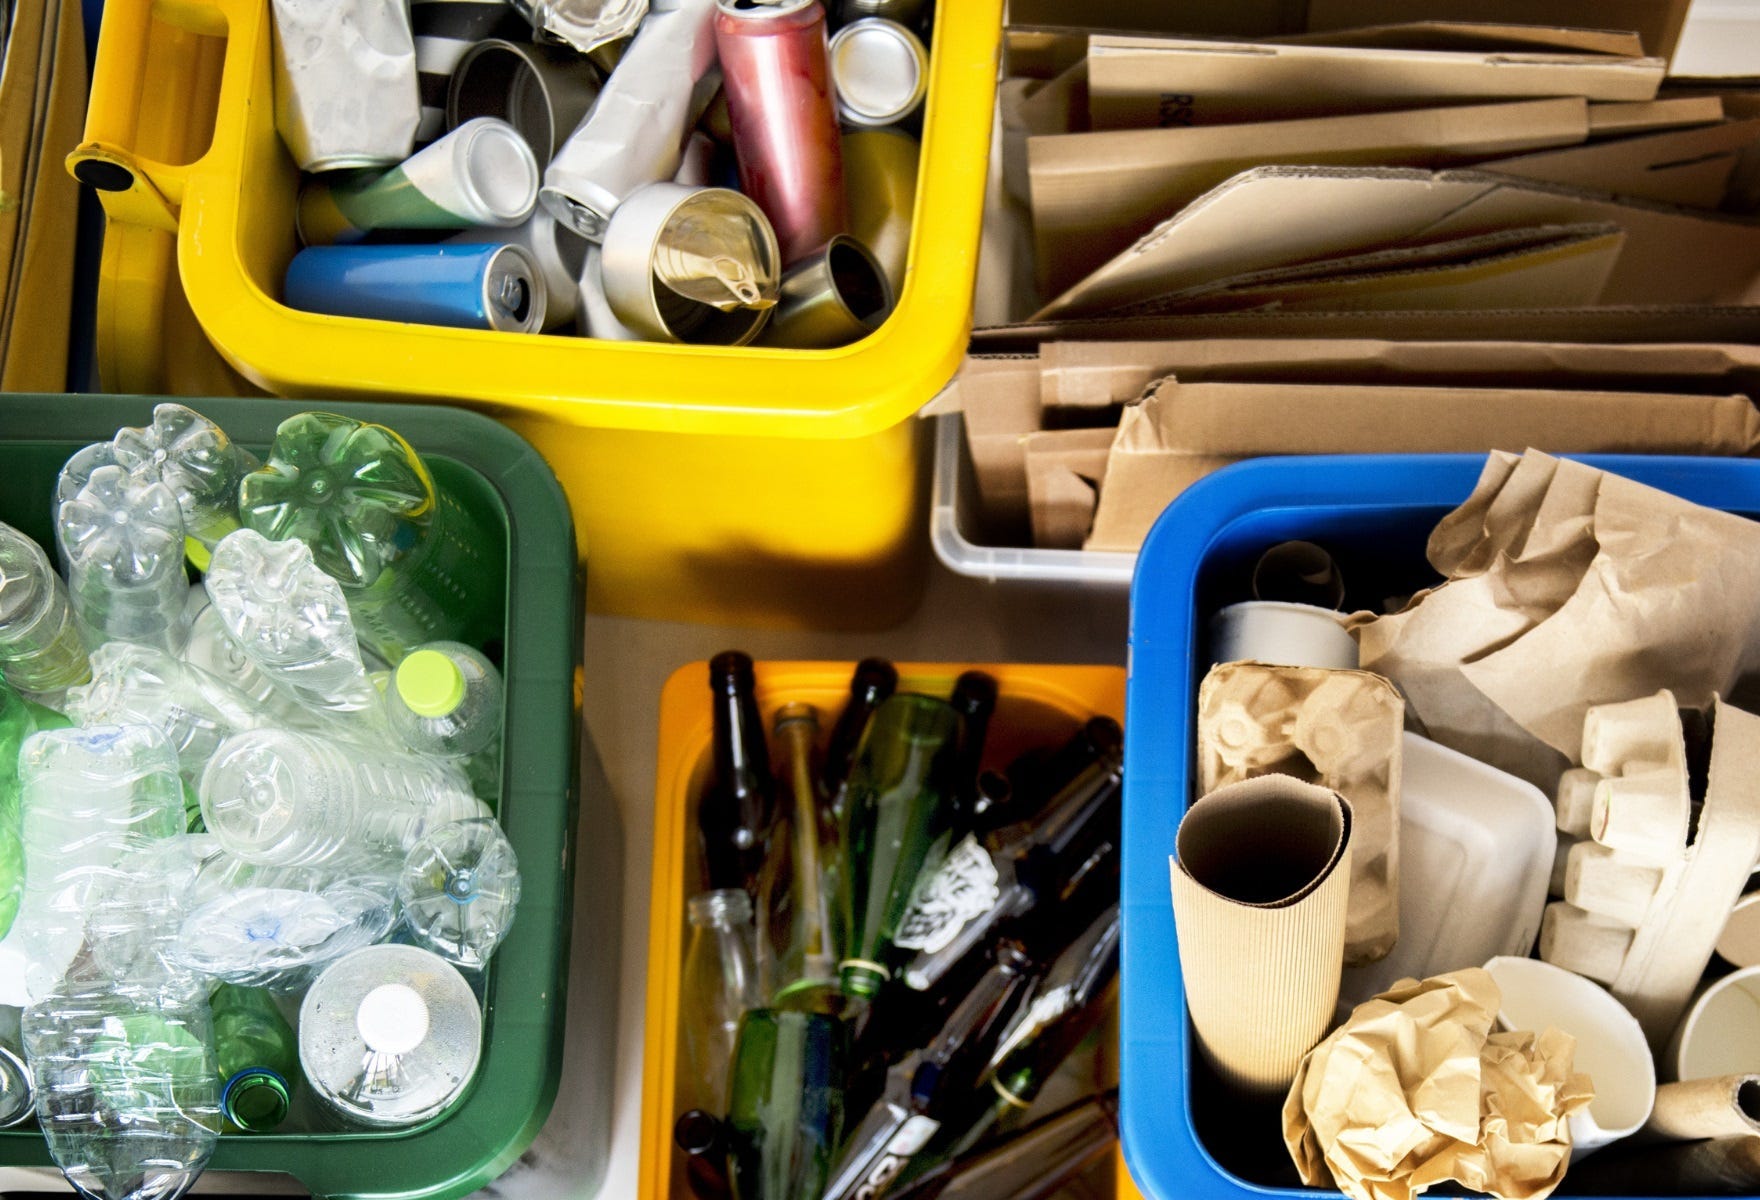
(0, 0), (85, 392)
(937, 0), (1760, 556)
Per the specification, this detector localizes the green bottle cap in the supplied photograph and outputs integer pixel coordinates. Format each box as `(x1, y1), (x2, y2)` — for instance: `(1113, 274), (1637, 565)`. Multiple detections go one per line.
(396, 650), (466, 718)
(223, 1068), (292, 1132)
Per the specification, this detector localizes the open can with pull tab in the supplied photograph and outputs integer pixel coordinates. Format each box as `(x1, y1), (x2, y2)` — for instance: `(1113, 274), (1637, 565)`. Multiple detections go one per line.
(600, 182), (781, 345)
(282, 242), (548, 333)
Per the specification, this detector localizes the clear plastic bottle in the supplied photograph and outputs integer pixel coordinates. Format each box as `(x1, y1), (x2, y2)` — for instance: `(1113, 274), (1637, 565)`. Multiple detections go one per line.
(15, 725), (187, 1001)
(200, 727), (487, 867)
(182, 602), (334, 735)
(56, 466), (192, 656)
(385, 641), (503, 760)
(22, 981), (220, 1200)
(65, 642), (264, 786)
(210, 984), (299, 1133)
(678, 888), (762, 1118)
(0, 521), (91, 700)
(398, 818), (520, 969)
(50, 442), (118, 540)
(203, 530), (383, 722)
(172, 877), (398, 990)
(0, 678), (68, 941)
(83, 834), (207, 991)
(0, 1003), (32, 1129)
(111, 403), (260, 569)
(237, 411), (502, 663)
(299, 944), (483, 1128)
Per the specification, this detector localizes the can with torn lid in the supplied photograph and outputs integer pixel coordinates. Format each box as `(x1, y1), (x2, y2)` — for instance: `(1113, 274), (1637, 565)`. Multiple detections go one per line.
(271, 0), (422, 172)
(829, 18), (927, 129)
(539, 0), (719, 240)
(600, 182), (779, 344)
(760, 234), (893, 348)
(297, 118), (540, 245)
(446, 39), (604, 169)
(714, 0), (846, 266)
(410, 0), (531, 145)
(510, 0), (649, 55)
(284, 243), (548, 334)
(451, 205), (590, 331)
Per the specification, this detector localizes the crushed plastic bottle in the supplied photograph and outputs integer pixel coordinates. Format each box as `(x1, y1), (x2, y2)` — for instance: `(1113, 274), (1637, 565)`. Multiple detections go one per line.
(397, 818), (520, 969)
(238, 411), (501, 662)
(50, 442), (119, 541)
(385, 641), (503, 760)
(65, 643), (264, 787)
(173, 877), (398, 990)
(0, 521), (91, 701)
(15, 725), (187, 1002)
(182, 603), (334, 736)
(200, 727), (487, 867)
(0, 678), (69, 941)
(83, 835), (207, 992)
(0, 1004), (31, 1129)
(56, 467), (192, 656)
(203, 530), (382, 722)
(112, 403), (260, 570)
(22, 981), (220, 1200)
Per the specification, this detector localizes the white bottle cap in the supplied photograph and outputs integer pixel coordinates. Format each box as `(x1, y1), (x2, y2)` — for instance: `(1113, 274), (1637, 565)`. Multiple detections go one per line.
(357, 984), (431, 1055)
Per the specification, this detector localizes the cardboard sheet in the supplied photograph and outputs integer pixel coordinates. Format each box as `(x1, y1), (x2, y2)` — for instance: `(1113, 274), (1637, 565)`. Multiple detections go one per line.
(1285, 968), (1594, 1200)
(1198, 663), (1405, 964)
(1029, 98), (1592, 293)
(1022, 426), (1112, 550)
(1302, 0), (1691, 60)
(1271, 21), (1646, 57)
(1085, 35), (1665, 130)
(1587, 96), (1725, 137)
(1481, 118), (1760, 208)
(1084, 382), (1760, 554)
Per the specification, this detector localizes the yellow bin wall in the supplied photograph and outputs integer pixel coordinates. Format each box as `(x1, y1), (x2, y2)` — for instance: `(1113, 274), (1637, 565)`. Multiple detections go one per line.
(74, 0), (1000, 628)
(641, 660), (1128, 1200)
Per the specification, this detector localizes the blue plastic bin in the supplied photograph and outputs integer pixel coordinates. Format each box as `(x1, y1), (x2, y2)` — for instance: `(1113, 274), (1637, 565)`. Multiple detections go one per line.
(1119, 453), (1760, 1200)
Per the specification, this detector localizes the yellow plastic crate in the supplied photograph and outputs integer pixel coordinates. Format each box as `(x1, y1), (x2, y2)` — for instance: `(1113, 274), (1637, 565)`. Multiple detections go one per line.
(71, 0), (1002, 628)
(641, 659), (1127, 1200)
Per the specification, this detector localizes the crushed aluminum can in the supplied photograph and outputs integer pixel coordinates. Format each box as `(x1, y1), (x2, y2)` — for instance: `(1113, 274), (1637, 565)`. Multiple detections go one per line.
(512, 0), (649, 55)
(271, 0), (423, 172)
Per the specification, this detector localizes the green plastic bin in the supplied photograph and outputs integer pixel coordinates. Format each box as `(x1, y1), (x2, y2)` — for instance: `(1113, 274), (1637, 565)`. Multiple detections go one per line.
(0, 394), (581, 1200)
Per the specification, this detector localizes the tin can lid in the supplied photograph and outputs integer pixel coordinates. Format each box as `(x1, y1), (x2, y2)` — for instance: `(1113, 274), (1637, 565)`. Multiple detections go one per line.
(830, 18), (927, 128)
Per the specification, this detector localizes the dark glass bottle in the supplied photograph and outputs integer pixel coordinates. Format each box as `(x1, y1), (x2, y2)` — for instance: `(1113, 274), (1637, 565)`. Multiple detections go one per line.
(993, 716), (1122, 836)
(700, 651), (775, 893)
(822, 940), (1042, 1200)
(674, 1108), (734, 1199)
(724, 1007), (848, 1200)
(820, 657), (898, 828)
(889, 1090), (1119, 1200)
(896, 741), (1123, 992)
(837, 692), (962, 1000)
(946, 671), (998, 834)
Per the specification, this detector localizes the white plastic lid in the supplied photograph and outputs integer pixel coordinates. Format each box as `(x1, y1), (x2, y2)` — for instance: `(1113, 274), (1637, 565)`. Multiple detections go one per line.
(357, 984), (431, 1055)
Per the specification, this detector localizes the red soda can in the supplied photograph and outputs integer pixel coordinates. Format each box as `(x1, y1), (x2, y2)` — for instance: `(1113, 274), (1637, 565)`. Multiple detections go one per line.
(714, 0), (848, 266)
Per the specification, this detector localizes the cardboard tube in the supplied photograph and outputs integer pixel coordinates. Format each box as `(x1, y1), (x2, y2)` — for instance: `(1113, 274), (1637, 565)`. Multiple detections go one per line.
(1568, 1137), (1760, 1192)
(1250, 541), (1346, 610)
(1540, 901), (1633, 985)
(1565, 841), (1664, 928)
(1670, 966), (1760, 1082)
(1581, 691), (1681, 776)
(1555, 768), (1600, 838)
(1719, 892), (1760, 968)
(1208, 601), (1358, 671)
(1591, 770), (1691, 862)
(1485, 955), (1655, 1159)
(1170, 775), (1352, 1097)
(1645, 1075), (1760, 1141)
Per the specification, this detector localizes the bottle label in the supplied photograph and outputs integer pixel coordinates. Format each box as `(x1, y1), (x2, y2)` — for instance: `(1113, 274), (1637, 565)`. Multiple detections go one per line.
(893, 834), (1000, 953)
(854, 1115), (941, 1200)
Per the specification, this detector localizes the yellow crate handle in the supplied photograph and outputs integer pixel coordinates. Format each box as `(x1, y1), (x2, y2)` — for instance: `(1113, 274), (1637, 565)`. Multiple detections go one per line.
(67, 0), (258, 234)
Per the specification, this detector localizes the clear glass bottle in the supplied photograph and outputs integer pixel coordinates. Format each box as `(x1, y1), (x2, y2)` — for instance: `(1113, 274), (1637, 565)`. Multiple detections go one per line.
(757, 703), (836, 1004)
(679, 888), (762, 1118)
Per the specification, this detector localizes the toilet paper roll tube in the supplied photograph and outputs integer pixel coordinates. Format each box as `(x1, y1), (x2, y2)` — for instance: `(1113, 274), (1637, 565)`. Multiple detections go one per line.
(1644, 1075), (1760, 1141)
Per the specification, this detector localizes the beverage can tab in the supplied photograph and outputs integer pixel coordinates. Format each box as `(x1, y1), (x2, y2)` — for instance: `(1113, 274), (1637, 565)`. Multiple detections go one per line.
(653, 195), (781, 311)
(513, 0), (650, 54)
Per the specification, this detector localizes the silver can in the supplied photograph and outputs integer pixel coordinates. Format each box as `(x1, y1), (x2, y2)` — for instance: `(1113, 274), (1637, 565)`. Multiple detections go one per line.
(829, 18), (928, 129)
(447, 38), (605, 168)
(270, 0), (422, 172)
(511, 0), (649, 55)
(760, 234), (894, 348)
(833, 0), (928, 31)
(298, 944), (483, 1128)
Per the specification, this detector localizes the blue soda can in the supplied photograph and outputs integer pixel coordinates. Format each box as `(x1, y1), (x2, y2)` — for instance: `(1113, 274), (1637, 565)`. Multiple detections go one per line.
(283, 243), (547, 333)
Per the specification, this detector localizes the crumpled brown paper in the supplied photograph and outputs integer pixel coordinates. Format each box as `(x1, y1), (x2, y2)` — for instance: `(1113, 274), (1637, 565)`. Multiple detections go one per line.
(1284, 968), (1595, 1200)
(1351, 450), (1760, 791)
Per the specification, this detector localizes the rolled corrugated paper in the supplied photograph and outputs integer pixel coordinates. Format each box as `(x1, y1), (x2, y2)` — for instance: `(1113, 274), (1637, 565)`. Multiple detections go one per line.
(1645, 1075), (1760, 1141)
(1171, 775), (1352, 1096)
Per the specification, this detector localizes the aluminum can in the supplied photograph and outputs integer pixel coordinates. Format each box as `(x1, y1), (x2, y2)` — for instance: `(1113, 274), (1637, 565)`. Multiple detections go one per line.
(833, 0), (928, 29)
(714, 0), (846, 266)
(829, 17), (926, 129)
(284, 243), (547, 333)
(512, 0), (649, 54)
(447, 38), (604, 168)
(760, 234), (893, 348)
(410, 0), (530, 144)
(271, 0), (421, 171)
(451, 205), (590, 331)
(842, 128), (917, 298)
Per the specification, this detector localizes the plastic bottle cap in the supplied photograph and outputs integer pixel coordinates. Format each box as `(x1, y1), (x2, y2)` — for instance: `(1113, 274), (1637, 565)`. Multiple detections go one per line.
(396, 651), (467, 718)
(357, 984), (431, 1055)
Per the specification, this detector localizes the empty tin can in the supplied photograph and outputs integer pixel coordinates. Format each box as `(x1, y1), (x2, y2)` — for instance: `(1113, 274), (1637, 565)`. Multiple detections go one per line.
(760, 234), (893, 348)
(271, 0), (422, 171)
(832, 0), (928, 30)
(511, 0), (649, 54)
(410, 0), (530, 144)
(714, 0), (846, 266)
(600, 182), (779, 344)
(284, 243), (547, 333)
(447, 38), (604, 168)
(829, 18), (926, 128)
(842, 128), (917, 297)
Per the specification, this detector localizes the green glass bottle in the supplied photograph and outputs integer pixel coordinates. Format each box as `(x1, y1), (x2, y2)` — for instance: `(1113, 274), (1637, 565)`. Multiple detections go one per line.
(0, 678), (68, 940)
(724, 1007), (847, 1200)
(759, 702), (838, 1004)
(837, 693), (961, 1000)
(210, 984), (299, 1133)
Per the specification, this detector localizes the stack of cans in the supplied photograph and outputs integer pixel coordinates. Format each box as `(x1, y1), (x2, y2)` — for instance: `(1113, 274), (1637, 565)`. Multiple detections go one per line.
(273, 0), (929, 349)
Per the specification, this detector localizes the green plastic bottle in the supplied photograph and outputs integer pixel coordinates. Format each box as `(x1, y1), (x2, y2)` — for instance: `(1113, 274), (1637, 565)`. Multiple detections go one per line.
(837, 693), (961, 1000)
(0, 678), (69, 940)
(724, 1007), (848, 1200)
(210, 984), (299, 1133)
(236, 411), (502, 663)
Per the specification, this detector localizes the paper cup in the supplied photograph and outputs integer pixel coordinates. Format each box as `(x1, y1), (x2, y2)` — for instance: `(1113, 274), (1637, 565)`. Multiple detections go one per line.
(1717, 892), (1760, 968)
(1670, 965), (1760, 1082)
(1208, 601), (1358, 670)
(1485, 955), (1655, 1158)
